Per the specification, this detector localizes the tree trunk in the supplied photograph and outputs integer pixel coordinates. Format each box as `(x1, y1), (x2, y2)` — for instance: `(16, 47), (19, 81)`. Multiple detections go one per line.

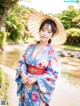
(0, 0), (18, 31)
(0, 12), (6, 31)
(0, 21), (3, 31)
(0, 0), (18, 50)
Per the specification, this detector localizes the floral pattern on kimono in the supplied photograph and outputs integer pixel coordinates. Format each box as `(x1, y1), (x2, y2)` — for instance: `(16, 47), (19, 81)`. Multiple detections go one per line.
(15, 43), (59, 106)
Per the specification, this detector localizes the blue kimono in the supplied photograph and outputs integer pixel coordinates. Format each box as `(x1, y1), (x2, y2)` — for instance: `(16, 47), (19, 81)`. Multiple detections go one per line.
(15, 43), (59, 106)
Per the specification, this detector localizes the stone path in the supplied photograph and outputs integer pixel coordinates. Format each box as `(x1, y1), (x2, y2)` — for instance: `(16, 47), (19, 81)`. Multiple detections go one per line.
(0, 65), (18, 106)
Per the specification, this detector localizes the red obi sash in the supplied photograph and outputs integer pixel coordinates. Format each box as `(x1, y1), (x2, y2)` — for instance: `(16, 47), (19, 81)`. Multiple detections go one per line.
(27, 64), (45, 75)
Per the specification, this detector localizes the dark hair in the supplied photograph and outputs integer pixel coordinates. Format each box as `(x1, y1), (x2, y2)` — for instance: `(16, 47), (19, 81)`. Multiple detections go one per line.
(37, 39), (52, 44)
(39, 19), (57, 43)
(39, 19), (57, 34)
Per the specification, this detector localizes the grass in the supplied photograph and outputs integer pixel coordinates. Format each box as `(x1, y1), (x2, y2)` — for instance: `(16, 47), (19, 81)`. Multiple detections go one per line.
(58, 44), (80, 51)
(0, 67), (9, 106)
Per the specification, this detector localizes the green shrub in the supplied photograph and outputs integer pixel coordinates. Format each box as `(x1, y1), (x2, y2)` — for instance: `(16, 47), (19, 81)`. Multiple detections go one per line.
(66, 28), (80, 45)
(0, 67), (9, 105)
(0, 31), (10, 47)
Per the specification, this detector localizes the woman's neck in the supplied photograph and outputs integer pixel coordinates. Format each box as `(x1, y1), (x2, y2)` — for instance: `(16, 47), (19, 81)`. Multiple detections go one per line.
(38, 40), (48, 46)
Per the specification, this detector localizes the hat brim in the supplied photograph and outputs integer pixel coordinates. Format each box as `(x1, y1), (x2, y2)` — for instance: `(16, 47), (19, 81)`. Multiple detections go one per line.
(27, 12), (67, 46)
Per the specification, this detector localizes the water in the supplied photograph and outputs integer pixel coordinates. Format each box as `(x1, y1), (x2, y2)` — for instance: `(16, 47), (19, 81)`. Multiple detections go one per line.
(0, 49), (20, 69)
(0, 47), (80, 106)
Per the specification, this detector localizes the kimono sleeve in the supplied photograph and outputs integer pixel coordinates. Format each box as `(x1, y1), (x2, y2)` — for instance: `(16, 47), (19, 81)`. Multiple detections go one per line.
(15, 45), (29, 95)
(37, 51), (60, 104)
(36, 50), (59, 102)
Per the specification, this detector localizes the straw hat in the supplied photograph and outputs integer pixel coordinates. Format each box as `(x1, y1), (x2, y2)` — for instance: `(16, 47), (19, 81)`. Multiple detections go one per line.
(27, 12), (67, 46)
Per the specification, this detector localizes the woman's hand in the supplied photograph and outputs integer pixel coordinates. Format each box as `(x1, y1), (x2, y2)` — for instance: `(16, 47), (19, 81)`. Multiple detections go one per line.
(21, 72), (29, 84)
(28, 77), (37, 84)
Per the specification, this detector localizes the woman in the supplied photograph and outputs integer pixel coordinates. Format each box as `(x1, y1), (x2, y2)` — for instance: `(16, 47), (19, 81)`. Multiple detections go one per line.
(15, 12), (66, 106)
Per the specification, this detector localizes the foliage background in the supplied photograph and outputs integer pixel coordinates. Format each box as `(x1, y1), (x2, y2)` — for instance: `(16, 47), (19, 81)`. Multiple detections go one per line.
(0, 0), (80, 49)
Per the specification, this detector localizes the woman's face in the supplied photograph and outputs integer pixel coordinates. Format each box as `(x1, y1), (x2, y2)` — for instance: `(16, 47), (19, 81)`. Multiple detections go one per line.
(39, 24), (53, 42)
